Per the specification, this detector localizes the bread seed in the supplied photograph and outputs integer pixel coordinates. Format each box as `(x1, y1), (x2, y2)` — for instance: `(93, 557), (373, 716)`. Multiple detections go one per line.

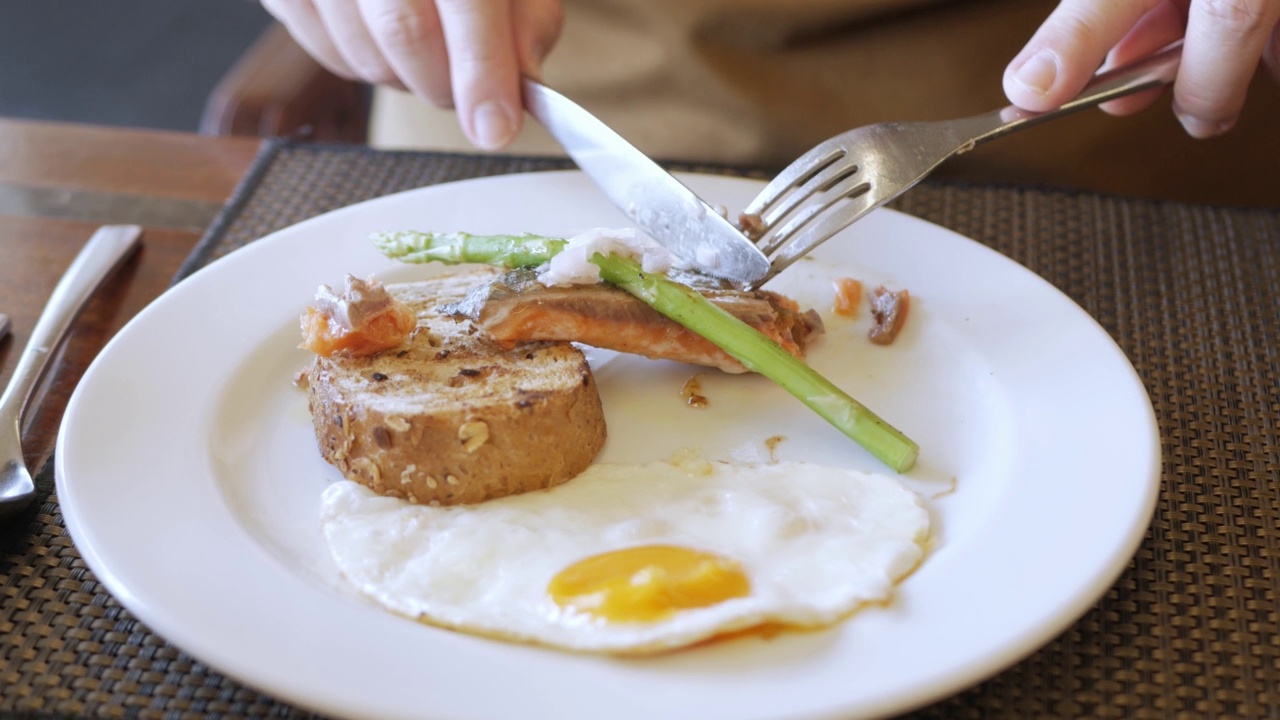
(385, 416), (410, 432)
(446, 475), (460, 486)
(372, 426), (392, 449)
(458, 421), (489, 452)
(426, 476), (438, 489)
(352, 457), (380, 486)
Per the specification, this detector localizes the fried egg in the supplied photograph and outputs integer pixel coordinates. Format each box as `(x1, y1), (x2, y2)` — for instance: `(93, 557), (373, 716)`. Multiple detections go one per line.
(319, 459), (930, 655)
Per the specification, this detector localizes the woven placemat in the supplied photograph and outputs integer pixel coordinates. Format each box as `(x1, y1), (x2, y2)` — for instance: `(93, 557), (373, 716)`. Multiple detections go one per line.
(3, 140), (1278, 719)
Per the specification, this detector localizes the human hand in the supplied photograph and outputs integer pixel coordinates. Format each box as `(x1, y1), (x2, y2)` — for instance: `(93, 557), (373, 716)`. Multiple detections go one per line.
(1004, 0), (1280, 138)
(261, 0), (563, 149)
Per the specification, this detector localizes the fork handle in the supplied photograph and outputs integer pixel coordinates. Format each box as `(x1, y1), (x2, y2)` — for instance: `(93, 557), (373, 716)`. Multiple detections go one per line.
(962, 41), (1183, 147)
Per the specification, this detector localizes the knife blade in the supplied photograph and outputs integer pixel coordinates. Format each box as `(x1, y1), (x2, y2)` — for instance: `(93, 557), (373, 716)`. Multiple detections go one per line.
(522, 78), (770, 286)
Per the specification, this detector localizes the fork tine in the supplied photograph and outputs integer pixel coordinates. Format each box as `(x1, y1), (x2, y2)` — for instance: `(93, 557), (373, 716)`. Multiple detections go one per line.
(755, 158), (865, 244)
(762, 190), (881, 280)
(758, 173), (872, 256)
(743, 144), (847, 219)
(758, 201), (828, 256)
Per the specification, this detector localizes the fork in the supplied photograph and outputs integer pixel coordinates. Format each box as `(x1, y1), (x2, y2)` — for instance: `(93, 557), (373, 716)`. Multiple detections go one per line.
(0, 225), (142, 520)
(742, 42), (1183, 288)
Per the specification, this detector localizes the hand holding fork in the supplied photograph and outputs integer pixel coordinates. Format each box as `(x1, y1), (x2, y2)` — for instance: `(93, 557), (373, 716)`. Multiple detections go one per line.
(740, 42), (1183, 289)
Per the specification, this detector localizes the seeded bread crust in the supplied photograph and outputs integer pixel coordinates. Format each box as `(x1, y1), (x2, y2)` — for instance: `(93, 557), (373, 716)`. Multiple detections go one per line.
(303, 267), (607, 505)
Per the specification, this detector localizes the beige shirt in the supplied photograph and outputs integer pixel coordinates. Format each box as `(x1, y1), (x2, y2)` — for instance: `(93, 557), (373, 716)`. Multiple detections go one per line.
(371, 0), (1280, 205)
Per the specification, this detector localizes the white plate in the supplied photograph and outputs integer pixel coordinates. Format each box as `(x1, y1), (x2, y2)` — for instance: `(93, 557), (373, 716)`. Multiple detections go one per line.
(58, 171), (1159, 720)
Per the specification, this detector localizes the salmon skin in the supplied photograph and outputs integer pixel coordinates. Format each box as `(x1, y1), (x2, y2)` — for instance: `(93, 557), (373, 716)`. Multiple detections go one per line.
(439, 269), (823, 374)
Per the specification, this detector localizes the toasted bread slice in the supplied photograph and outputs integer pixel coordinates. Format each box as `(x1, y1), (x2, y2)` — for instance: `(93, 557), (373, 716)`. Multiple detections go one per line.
(302, 267), (607, 505)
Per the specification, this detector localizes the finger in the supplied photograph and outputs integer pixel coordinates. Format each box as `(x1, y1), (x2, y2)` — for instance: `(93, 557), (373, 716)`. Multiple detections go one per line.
(436, 0), (524, 150)
(359, 0), (454, 107)
(511, 0), (564, 79)
(260, 0), (359, 80)
(1005, 0), (1165, 111)
(1100, 0), (1189, 115)
(313, 0), (405, 89)
(1267, 20), (1280, 82)
(1174, 0), (1280, 137)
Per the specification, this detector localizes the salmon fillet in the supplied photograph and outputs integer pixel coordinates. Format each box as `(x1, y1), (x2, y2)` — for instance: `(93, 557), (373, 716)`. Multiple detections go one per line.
(440, 270), (823, 374)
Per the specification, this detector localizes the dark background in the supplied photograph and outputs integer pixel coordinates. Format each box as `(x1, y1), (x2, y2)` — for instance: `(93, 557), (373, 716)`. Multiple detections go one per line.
(0, 0), (274, 131)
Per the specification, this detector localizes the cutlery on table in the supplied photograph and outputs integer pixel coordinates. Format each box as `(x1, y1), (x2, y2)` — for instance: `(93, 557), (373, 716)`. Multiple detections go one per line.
(522, 77), (771, 286)
(739, 42), (1183, 288)
(0, 225), (143, 520)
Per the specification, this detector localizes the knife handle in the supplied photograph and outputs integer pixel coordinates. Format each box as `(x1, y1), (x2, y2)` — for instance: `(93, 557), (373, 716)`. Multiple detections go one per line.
(0, 225), (143, 432)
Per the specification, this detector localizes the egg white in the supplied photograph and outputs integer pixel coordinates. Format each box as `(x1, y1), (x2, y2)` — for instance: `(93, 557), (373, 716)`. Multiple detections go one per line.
(320, 459), (930, 655)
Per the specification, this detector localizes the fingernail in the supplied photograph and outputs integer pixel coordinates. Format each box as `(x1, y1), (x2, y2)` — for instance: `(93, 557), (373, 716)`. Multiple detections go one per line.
(1013, 50), (1058, 96)
(472, 101), (515, 150)
(1176, 111), (1234, 139)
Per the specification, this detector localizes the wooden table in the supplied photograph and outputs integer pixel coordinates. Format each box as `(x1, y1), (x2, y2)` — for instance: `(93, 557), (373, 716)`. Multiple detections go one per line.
(0, 118), (260, 475)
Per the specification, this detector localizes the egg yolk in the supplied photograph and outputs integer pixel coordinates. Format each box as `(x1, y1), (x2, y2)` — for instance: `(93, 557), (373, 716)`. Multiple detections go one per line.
(548, 545), (750, 623)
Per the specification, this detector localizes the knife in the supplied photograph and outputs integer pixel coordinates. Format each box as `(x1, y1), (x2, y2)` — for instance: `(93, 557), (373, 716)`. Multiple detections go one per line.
(522, 78), (770, 286)
(1, 224), (142, 518)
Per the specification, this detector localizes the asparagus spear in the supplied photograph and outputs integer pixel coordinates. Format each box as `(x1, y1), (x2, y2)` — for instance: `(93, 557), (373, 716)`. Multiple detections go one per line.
(374, 231), (567, 269)
(373, 230), (919, 472)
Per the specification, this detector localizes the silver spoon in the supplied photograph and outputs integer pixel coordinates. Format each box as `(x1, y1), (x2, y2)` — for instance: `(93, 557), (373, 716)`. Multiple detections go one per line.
(0, 225), (142, 520)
